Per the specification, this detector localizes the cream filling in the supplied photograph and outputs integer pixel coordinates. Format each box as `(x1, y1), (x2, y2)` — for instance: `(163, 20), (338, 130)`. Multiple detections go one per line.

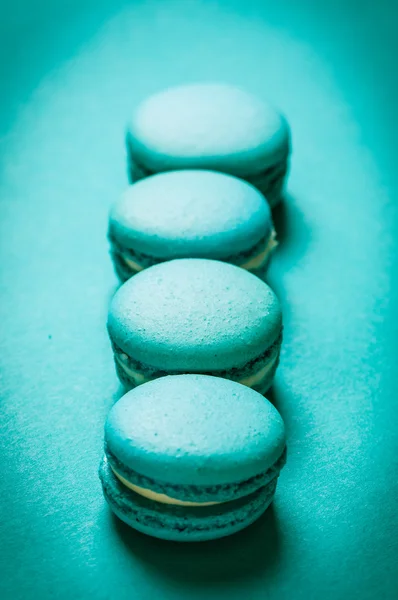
(120, 230), (277, 274)
(238, 351), (279, 388)
(240, 230), (277, 271)
(116, 349), (278, 390)
(121, 254), (144, 273)
(115, 353), (149, 384)
(111, 466), (221, 506)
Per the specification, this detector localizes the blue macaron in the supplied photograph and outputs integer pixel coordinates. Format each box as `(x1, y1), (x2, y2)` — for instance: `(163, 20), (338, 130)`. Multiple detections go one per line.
(107, 258), (282, 393)
(99, 374), (287, 541)
(126, 83), (291, 207)
(108, 170), (276, 280)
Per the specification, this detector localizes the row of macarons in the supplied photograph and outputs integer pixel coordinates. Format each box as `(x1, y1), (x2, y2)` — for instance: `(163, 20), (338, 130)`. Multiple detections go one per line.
(99, 83), (291, 541)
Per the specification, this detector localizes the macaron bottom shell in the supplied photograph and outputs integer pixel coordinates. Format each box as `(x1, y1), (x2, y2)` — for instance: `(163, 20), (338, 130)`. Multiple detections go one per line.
(99, 456), (278, 542)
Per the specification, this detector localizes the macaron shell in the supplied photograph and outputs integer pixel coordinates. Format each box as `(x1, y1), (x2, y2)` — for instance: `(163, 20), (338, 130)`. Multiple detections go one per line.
(128, 83), (290, 177)
(247, 162), (289, 208)
(105, 375), (286, 487)
(109, 170), (272, 259)
(100, 456), (278, 542)
(107, 259), (282, 372)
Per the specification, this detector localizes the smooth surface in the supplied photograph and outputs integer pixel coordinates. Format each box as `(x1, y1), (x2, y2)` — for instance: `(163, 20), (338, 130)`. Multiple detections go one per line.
(128, 83), (290, 175)
(105, 375), (286, 486)
(1, 0), (398, 598)
(109, 170), (273, 259)
(108, 259), (282, 371)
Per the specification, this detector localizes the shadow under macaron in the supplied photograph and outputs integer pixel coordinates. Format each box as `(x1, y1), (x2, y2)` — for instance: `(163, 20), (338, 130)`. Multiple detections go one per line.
(111, 501), (282, 584)
(270, 191), (311, 259)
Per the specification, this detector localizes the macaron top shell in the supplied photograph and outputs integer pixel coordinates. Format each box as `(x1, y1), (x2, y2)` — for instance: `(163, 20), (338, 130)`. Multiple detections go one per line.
(105, 375), (286, 486)
(107, 259), (282, 371)
(109, 170), (272, 259)
(128, 83), (290, 177)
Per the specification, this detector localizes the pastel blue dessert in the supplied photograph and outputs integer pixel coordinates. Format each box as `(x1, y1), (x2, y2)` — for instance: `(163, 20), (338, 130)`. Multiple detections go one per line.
(108, 170), (277, 280)
(107, 259), (282, 393)
(99, 375), (287, 541)
(126, 83), (291, 207)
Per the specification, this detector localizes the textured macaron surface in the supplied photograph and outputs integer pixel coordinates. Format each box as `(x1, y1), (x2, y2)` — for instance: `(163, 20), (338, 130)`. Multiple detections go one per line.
(105, 375), (286, 488)
(107, 259), (282, 372)
(109, 170), (273, 259)
(128, 83), (290, 176)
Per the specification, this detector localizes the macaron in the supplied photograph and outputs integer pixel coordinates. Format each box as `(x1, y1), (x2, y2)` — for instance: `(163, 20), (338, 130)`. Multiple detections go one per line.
(99, 374), (287, 541)
(126, 83), (291, 207)
(107, 259), (282, 393)
(108, 170), (277, 281)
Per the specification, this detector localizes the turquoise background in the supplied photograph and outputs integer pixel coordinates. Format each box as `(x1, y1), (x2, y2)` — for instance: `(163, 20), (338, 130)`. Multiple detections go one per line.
(1, 1), (397, 598)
